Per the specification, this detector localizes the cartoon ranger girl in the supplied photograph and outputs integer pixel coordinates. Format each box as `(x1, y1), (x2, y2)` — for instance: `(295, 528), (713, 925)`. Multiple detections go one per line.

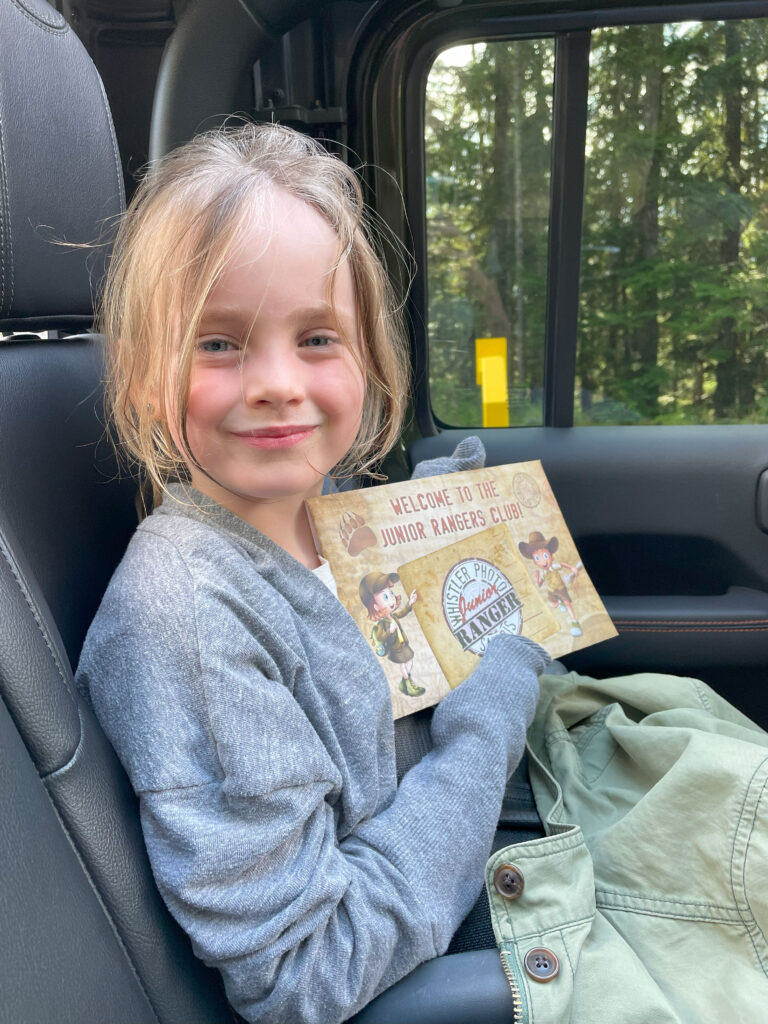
(359, 571), (424, 697)
(518, 531), (583, 637)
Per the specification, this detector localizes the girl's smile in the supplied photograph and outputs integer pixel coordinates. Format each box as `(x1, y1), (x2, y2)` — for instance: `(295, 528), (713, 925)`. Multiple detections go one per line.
(231, 425), (319, 449)
(179, 187), (366, 549)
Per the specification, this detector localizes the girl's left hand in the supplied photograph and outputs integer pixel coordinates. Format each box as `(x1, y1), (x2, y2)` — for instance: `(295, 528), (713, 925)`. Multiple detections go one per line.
(409, 590), (418, 604)
(410, 436), (486, 479)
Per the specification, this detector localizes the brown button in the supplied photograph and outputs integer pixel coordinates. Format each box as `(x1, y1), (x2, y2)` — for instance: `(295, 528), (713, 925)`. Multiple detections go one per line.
(493, 863), (524, 900)
(524, 947), (559, 982)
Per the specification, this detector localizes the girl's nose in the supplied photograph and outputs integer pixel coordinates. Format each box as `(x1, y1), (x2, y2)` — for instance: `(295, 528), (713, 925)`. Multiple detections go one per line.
(242, 348), (306, 406)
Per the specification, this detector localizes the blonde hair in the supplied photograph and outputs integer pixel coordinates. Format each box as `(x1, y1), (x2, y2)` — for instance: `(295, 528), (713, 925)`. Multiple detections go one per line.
(101, 122), (411, 506)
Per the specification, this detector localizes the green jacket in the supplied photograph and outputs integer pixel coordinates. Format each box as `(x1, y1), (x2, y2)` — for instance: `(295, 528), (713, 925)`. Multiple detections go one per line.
(486, 671), (768, 1021)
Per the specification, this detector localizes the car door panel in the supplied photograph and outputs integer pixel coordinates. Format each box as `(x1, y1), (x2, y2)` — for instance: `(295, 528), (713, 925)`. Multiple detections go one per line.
(409, 425), (768, 725)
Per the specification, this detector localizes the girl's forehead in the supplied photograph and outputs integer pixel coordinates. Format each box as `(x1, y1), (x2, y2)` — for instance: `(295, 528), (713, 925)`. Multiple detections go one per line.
(197, 192), (358, 324)
(215, 192), (341, 278)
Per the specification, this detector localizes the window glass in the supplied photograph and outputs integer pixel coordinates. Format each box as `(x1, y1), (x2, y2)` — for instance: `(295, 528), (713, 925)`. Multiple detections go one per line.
(425, 40), (554, 426)
(577, 20), (768, 425)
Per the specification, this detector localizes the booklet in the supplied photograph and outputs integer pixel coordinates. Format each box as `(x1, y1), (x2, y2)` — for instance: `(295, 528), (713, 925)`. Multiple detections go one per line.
(306, 461), (616, 718)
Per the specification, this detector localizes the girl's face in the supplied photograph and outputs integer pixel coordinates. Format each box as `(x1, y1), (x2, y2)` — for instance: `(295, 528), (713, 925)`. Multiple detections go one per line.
(181, 189), (366, 517)
(533, 548), (552, 569)
(373, 587), (399, 613)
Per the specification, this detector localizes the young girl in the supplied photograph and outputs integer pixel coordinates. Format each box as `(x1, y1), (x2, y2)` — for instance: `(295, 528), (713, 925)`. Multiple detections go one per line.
(359, 571), (424, 696)
(76, 123), (550, 1024)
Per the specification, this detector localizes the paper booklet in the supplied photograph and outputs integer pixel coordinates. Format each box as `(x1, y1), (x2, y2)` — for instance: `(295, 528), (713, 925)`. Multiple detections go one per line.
(306, 461), (616, 719)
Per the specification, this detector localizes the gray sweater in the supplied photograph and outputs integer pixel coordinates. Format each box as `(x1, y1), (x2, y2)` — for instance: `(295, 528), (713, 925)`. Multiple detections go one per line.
(76, 484), (549, 1024)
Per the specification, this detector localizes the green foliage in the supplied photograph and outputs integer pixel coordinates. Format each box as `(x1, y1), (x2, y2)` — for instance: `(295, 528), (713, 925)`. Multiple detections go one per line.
(426, 19), (768, 426)
(426, 39), (553, 425)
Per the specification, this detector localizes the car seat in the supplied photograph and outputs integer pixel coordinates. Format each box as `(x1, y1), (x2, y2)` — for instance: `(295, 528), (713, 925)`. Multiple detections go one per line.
(0, 2), (527, 1022)
(0, 1), (233, 1021)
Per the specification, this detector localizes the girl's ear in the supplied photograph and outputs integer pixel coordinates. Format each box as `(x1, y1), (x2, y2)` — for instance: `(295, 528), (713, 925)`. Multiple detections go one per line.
(125, 360), (156, 420)
(145, 396), (161, 421)
(144, 376), (162, 419)
(138, 379), (166, 424)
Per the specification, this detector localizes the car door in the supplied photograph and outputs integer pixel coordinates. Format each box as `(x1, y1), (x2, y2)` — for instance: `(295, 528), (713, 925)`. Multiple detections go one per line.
(345, 0), (768, 728)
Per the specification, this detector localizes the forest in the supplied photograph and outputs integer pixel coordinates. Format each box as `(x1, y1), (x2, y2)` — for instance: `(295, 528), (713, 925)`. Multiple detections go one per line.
(425, 19), (768, 426)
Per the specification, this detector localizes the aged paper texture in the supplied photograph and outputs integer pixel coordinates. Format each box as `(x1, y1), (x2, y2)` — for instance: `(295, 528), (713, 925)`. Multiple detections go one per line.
(307, 461), (616, 718)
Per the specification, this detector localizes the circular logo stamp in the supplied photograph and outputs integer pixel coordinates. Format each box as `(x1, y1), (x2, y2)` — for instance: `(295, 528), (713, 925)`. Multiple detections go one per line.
(442, 558), (522, 655)
(513, 472), (541, 509)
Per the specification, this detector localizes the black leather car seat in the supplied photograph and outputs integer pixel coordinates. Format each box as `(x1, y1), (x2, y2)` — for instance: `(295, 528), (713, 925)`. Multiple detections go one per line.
(0, 1), (233, 1021)
(0, 3), (533, 1022)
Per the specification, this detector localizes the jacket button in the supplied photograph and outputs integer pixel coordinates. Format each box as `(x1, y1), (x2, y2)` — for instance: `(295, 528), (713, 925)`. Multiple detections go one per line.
(524, 947), (559, 982)
(493, 863), (524, 899)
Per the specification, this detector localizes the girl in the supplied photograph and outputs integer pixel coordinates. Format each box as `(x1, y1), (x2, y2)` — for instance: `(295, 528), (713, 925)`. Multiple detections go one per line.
(76, 123), (550, 1024)
(359, 570), (424, 696)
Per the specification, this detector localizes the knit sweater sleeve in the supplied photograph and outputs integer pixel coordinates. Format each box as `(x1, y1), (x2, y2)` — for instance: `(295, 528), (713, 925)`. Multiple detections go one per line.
(78, 528), (548, 1024)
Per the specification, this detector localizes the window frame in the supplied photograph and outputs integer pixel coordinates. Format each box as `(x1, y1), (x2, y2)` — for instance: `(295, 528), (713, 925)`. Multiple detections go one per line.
(349, 0), (768, 434)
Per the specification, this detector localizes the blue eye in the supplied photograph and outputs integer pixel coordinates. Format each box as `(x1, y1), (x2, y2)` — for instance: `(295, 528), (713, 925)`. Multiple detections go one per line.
(198, 338), (235, 353)
(301, 335), (334, 348)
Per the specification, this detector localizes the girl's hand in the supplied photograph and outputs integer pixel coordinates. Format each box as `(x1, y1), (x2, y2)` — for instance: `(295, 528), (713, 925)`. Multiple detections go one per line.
(484, 632), (552, 677)
(389, 621), (398, 633)
(408, 590), (418, 605)
(410, 436), (486, 479)
(431, 632), (551, 778)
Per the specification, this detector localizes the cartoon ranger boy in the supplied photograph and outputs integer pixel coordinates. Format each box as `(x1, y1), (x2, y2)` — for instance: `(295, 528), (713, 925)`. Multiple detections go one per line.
(518, 531), (583, 637)
(359, 572), (424, 697)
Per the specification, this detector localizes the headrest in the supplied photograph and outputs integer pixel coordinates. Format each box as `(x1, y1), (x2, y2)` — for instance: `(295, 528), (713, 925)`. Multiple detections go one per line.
(0, 0), (125, 331)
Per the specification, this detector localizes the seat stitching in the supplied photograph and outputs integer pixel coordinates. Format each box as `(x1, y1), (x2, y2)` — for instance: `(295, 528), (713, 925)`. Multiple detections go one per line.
(614, 617), (768, 626)
(42, 705), (88, 782)
(0, 539), (162, 1021)
(615, 624), (768, 633)
(42, 742), (163, 1024)
(94, 70), (126, 212)
(0, 528), (76, 713)
(8, 0), (67, 33)
(0, 111), (12, 314)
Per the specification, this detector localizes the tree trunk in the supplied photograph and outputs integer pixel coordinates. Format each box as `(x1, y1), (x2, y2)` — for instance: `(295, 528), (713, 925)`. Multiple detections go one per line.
(512, 56), (525, 383)
(490, 50), (517, 382)
(714, 21), (743, 420)
(632, 23), (663, 420)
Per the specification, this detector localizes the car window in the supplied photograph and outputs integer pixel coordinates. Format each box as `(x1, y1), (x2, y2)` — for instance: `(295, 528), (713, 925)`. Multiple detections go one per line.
(425, 39), (554, 427)
(425, 16), (768, 428)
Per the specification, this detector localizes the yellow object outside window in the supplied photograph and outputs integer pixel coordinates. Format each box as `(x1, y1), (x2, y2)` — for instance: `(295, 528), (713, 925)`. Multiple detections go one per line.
(475, 337), (509, 427)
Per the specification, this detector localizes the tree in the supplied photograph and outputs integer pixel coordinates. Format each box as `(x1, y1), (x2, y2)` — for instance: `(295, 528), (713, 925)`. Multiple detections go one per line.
(425, 19), (768, 427)
(425, 40), (553, 424)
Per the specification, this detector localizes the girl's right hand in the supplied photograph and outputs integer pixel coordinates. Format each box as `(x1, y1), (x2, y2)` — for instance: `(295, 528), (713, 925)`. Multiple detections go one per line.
(431, 632), (551, 774)
(485, 632), (552, 677)
(477, 632), (550, 723)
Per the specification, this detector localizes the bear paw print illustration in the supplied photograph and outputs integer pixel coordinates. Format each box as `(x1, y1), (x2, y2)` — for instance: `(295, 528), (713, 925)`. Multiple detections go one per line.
(339, 511), (377, 556)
